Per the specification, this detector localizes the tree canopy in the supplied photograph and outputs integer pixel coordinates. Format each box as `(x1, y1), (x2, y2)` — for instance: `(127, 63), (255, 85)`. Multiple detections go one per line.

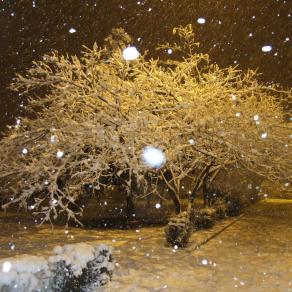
(0, 25), (291, 225)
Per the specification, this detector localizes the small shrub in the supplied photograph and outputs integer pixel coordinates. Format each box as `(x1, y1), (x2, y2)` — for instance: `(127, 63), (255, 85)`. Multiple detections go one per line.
(165, 212), (192, 247)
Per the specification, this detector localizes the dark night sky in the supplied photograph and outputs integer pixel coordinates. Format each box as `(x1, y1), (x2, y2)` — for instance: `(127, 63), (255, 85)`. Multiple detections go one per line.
(0, 0), (291, 133)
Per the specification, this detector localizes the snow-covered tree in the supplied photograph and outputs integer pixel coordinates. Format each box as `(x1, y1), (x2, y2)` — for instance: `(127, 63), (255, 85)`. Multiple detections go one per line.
(0, 25), (291, 226)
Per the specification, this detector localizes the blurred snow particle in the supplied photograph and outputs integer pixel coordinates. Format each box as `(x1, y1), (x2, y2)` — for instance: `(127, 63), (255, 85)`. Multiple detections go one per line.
(142, 146), (166, 168)
(50, 135), (57, 143)
(9, 243), (16, 250)
(231, 94), (237, 101)
(197, 17), (206, 24)
(261, 45), (272, 52)
(122, 46), (140, 61)
(167, 48), (173, 54)
(69, 28), (76, 34)
(22, 148), (28, 155)
(261, 132), (268, 139)
(253, 114), (260, 121)
(235, 112), (241, 117)
(155, 203), (161, 209)
(189, 138), (195, 145)
(201, 259), (208, 265)
(2, 261), (12, 273)
(56, 150), (64, 158)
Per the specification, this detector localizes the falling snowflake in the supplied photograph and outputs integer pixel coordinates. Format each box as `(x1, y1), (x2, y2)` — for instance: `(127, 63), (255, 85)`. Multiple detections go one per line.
(52, 199), (58, 205)
(122, 46), (140, 61)
(197, 17), (206, 24)
(56, 150), (64, 158)
(155, 203), (161, 209)
(69, 28), (76, 34)
(50, 135), (57, 143)
(261, 45), (272, 52)
(22, 148), (28, 155)
(189, 138), (195, 145)
(261, 132), (268, 139)
(142, 146), (166, 168)
(201, 259), (208, 265)
(253, 114), (259, 121)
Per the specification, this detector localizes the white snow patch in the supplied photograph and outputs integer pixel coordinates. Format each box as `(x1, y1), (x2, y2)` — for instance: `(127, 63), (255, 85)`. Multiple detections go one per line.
(2, 261), (12, 273)
(0, 255), (49, 290)
(0, 243), (113, 291)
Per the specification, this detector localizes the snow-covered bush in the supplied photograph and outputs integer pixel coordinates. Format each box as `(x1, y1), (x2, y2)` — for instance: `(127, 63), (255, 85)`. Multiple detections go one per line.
(0, 25), (291, 226)
(0, 243), (114, 291)
(165, 211), (193, 247)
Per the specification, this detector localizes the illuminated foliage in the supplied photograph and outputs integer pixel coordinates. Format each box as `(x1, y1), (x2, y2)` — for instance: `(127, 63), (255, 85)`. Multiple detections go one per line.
(0, 25), (291, 225)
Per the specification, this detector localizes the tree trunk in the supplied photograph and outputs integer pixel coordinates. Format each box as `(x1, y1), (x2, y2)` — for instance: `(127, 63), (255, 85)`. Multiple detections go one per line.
(126, 193), (135, 220)
(169, 189), (181, 214)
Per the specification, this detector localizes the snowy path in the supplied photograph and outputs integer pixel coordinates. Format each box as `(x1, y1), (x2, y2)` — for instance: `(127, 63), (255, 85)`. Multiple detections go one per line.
(102, 199), (292, 291)
(1, 199), (292, 291)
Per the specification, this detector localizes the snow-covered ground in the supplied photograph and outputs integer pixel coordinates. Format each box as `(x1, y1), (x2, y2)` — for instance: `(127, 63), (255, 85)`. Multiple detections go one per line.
(1, 199), (292, 291)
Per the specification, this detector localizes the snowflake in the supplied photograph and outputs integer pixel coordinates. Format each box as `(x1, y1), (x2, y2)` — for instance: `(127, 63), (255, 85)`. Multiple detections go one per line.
(261, 45), (272, 52)
(22, 148), (28, 155)
(69, 28), (76, 34)
(122, 46), (140, 61)
(155, 203), (161, 209)
(56, 150), (64, 158)
(142, 146), (166, 168)
(197, 17), (206, 24)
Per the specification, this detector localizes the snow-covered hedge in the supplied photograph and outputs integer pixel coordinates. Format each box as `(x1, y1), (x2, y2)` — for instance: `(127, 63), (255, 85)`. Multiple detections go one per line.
(0, 243), (114, 291)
